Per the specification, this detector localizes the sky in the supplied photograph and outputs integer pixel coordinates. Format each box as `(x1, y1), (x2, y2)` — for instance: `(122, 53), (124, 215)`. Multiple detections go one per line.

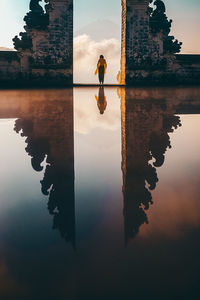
(0, 0), (199, 83)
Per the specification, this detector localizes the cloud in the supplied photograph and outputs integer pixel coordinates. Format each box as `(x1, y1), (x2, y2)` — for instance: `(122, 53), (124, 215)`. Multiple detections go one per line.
(74, 35), (120, 84)
(74, 88), (121, 134)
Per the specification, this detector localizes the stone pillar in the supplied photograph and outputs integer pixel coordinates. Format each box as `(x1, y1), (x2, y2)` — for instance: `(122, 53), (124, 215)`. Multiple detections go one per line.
(126, 0), (150, 63)
(121, 0), (185, 85)
(120, 0), (127, 85)
(31, 29), (49, 66)
(121, 0), (150, 84)
(13, 0), (73, 85)
(48, 0), (73, 84)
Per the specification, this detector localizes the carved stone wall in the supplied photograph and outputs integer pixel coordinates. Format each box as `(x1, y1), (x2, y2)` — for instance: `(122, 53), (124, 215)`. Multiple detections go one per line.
(0, 51), (21, 82)
(121, 0), (165, 84)
(49, 0), (73, 68)
(31, 0), (73, 84)
(10, 0), (73, 85)
(125, 0), (150, 64)
(121, 0), (127, 85)
(121, 0), (200, 85)
(0, 0), (199, 85)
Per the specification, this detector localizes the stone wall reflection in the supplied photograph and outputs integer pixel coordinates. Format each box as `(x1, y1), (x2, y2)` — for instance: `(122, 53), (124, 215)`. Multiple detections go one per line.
(120, 88), (182, 245)
(0, 87), (199, 248)
(14, 89), (75, 248)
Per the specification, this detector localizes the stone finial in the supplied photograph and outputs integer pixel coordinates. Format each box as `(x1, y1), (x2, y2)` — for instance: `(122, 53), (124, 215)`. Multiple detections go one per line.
(12, 0), (49, 51)
(23, 1), (49, 30)
(154, 0), (166, 14)
(150, 0), (171, 35)
(147, 0), (153, 15)
(44, 0), (52, 14)
(13, 33), (32, 51)
(29, 0), (44, 14)
(150, 0), (182, 54)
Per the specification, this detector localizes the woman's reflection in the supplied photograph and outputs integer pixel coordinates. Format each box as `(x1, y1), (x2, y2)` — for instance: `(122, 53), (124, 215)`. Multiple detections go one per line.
(95, 86), (107, 115)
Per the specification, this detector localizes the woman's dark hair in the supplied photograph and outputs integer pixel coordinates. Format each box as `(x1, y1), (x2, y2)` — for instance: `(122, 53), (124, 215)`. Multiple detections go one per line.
(100, 55), (104, 59)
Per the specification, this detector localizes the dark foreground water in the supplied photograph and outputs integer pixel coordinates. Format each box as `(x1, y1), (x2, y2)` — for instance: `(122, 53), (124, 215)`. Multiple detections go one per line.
(0, 87), (200, 300)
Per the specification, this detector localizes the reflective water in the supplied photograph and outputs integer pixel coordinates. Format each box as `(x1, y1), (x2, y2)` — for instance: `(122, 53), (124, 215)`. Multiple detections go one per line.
(0, 87), (200, 300)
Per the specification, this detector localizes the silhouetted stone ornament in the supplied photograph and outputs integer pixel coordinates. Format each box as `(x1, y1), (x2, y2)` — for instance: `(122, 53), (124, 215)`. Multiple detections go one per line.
(147, 0), (153, 16)
(24, 12), (49, 30)
(30, 0), (44, 14)
(23, 0), (49, 30)
(154, 0), (166, 14)
(44, 0), (51, 14)
(164, 36), (182, 54)
(150, 0), (182, 54)
(150, 0), (171, 35)
(13, 32), (32, 51)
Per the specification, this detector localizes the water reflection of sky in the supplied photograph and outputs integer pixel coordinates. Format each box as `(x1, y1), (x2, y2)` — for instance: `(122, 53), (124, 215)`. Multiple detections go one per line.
(0, 87), (199, 299)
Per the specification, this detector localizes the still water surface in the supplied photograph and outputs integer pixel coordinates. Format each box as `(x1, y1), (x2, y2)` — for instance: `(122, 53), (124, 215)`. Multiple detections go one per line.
(0, 87), (200, 300)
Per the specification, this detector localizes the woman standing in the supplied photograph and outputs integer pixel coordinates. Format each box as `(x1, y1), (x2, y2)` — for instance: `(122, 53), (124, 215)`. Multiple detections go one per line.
(95, 55), (107, 85)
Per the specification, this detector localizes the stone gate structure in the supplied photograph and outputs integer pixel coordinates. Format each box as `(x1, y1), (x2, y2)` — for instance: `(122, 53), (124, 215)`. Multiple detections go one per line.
(120, 0), (200, 84)
(0, 0), (73, 86)
(0, 0), (199, 85)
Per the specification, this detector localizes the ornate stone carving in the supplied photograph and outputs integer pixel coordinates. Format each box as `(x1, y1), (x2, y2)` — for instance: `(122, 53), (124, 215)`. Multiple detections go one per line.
(150, 0), (171, 35)
(44, 0), (52, 14)
(29, 0), (44, 14)
(150, 0), (182, 54)
(13, 32), (32, 51)
(23, 0), (49, 30)
(154, 0), (166, 14)
(24, 13), (49, 30)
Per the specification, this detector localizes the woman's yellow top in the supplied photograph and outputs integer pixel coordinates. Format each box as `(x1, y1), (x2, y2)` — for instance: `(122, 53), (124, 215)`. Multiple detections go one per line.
(95, 58), (107, 75)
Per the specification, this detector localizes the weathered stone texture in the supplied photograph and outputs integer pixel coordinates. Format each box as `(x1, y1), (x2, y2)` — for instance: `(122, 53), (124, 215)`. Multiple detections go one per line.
(0, 51), (21, 82)
(49, 0), (73, 67)
(29, 0), (73, 84)
(121, 0), (200, 85)
(121, 0), (127, 84)
(0, 0), (199, 86)
(1, 0), (73, 86)
(174, 55), (200, 84)
(122, 0), (166, 84)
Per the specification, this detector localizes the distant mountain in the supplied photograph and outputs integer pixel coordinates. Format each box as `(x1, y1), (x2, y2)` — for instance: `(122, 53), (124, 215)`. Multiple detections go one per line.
(0, 47), (14, 51)
(75, 19), (121, 41)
